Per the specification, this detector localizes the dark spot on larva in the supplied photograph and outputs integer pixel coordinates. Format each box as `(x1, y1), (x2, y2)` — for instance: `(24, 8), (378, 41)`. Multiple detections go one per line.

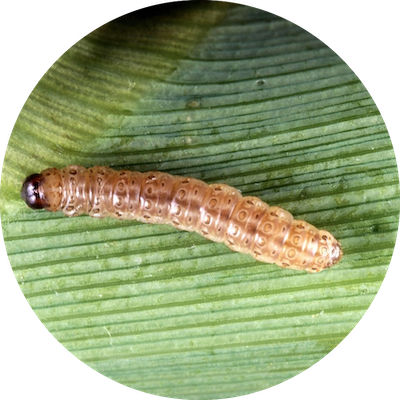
(66, 205), (74, 212)
(148, 174), (156, 180)
(44, 171), (51, 176)
(246, 199), (254, 206)
(161, 182), (165, 187)
(297, 223), (305, 230)
(175, 205), (181, 216)
(117, 182), (124, 191)
(158, 209), (162, 214)
(254, 214), (260, 219)
(258, 237), (265, 246)
(92, 208), (100, 214)
(178, 189), (186, 199)
(147, 186), (152, 194)
(302, 260), (307, 265)
(228, 239), (234, 245)
(98, 170), (105, 175)
(182, 179), (190, 184)
(238, 210), (247, 220)
(312, 267), (318, 271)
(263, 222), (273, 233)
(227, 199), (232, 204)
(244, 238), (249, 245)
(188, 217), (192, 223)
(144, 200), (151, 209)
(322, 234), (328, 240)
(254, 250), (261, 256)
(204, 214), (211, 225)
(282, 262), (289, 267)
(217, 226), (222, 232)
(115, 211), (122, 217)
(97, 177), (102, 185)
(194, 189), (199, 196)
(270, 211), (278, 217)
(214, 186), (222, 192)
(282, 226), (286, 232)
(119, 171), (126, 176)
(172, 220), (179, 225)
(201, 229), (208, 235)
(69, 169), (77, 175)
(143, 214), (151, 219)
(292, 234), (301, 246)
(272, 250), (277, 256)
(209, 198), (217, 208)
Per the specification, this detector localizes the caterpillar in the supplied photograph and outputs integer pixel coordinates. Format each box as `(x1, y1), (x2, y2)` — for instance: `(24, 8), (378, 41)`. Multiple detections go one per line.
(21, 165), (342, 272)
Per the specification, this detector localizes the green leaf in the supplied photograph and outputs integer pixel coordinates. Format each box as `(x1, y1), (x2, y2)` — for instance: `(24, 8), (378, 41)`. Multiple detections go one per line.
(1, 2), (399, 399)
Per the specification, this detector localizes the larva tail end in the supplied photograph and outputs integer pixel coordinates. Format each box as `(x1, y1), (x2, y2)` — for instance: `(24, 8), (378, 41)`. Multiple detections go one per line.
(324, 236), (342, 269)
(305, 232), (342, 273)
(331, 240), (343, 265)
(21, 173), (49, 210)
(318, 232), (343, 272)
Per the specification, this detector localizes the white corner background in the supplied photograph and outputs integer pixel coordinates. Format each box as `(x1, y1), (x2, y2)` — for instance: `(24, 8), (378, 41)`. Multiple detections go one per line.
(0, 1), (399, 399)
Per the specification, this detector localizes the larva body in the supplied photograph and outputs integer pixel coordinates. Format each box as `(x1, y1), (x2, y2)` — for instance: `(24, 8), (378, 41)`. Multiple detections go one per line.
(21, 165), (342, 272)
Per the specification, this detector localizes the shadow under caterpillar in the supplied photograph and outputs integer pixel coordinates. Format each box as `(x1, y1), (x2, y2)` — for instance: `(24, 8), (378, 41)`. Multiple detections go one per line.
(21, 165), (342, 272)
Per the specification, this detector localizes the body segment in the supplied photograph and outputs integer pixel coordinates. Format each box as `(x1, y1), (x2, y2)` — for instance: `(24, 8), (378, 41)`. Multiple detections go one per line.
(21, 165), (342, 272)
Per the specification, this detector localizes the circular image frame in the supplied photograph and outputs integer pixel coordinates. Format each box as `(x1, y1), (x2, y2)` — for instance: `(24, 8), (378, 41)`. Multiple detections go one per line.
(0, 0), (400, 400)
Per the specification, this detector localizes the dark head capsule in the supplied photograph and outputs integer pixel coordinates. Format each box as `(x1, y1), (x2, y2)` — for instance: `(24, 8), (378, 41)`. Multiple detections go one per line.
(21, 173), (47, 209)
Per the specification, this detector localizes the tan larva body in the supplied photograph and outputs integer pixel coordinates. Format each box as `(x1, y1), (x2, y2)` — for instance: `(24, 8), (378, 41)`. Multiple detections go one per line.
(30, 165), (342, 272)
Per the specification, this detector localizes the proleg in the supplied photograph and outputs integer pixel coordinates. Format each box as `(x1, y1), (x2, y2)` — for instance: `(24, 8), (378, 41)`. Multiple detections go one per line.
(21, 165), (342, 272)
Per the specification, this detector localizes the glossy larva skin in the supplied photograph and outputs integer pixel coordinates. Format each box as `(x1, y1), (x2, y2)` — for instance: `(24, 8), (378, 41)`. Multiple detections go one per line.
(31, 165), (342, 272)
